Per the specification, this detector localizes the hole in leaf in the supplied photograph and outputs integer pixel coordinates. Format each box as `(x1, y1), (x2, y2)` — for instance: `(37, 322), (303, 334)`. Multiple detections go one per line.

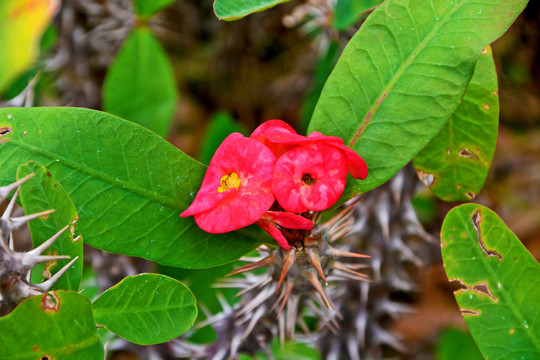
(458, 148), (479, 160)
(0, 127), (12, 136)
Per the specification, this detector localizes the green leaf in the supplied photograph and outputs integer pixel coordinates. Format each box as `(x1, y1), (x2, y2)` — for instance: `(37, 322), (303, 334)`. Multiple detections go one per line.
(308, 0), (528, 198)
(213, 0), (292, 21)
(0, 291), (104, 360)
(334, 0), (382, 30)
(133, 0), (175, 18)
(0, 107), (264, 268)
(199, 111), (246, 165)
(103, 28), (178, 138)
(0, 0), (57, 93)
(413, 46), (499, 201)
(435, 328), (483, 360)
(92, 274), (197, 345)
(270, 338), (321, 360)
(17, 160), (83, 291)
(441, 204), (540, 359)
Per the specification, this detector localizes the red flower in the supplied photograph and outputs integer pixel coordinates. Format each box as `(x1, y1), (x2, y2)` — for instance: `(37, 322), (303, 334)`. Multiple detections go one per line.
(181, 133), (276, 233)
(256, 121), (368, 180)
(272, 143), (348, 213)
(250, 119), (297, 158)
(256, 211), (313, 249)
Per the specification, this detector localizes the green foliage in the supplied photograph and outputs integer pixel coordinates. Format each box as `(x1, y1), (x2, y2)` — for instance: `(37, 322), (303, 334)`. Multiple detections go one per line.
(333, 0), (382, 30)
(0, 107), (265, 268)
(270, 339), (321, 359)
(309, 0), (528, 200)
(441, 204), (540, 359)
(435, 328), (483, 360)
(92, 274), (197, 345)
(103, 27), (178, 138)
(0, 291), (104, 360)
(213, 0), (292, 20)
(301, 41), (342, 132)
(414, 47), (499, 201)
(133, 0), (175, 18)
(17, 161), (83, 291)
(199, 111), (247, 164)
(0, 0), (56, 93)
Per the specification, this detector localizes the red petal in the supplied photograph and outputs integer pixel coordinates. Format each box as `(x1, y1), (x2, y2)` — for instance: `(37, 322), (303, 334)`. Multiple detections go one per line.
(263, 211), (313, 230)
(273, 144), (348, 212)
(250, 120), (297, 157)
(256, 219), (290, 250)
(272, 146), (316, 213)
(182, 132), (276, 233)
(299, 144), (347, 211)
(270, 130), (368, 180)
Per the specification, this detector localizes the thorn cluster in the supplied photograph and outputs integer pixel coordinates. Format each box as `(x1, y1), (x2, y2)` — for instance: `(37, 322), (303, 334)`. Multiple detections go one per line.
(0, 176), (78, 316)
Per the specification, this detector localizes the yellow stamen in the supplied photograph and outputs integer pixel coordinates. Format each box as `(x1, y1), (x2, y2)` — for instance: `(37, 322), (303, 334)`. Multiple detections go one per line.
(218, 172), (241, 193)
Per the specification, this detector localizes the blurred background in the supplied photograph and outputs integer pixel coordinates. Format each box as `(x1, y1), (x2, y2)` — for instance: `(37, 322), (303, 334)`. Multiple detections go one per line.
(1, 0), (538, 358)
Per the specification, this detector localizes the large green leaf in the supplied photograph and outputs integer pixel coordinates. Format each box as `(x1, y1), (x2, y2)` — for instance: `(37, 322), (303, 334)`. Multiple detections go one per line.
(309, 0), (528, 197)
(0, 291), (104, 360)
(133, 0), (175, 18)
(17, 160), (83, 291)
(0, 0), (57, 93)
(0, 107), (264, 268)
(213, 0), (292, 20)
(413, 46), (499, 201)
(103, 27), (178, 138)
(92, 274), (197, 345)
(441, 204), (540, 359)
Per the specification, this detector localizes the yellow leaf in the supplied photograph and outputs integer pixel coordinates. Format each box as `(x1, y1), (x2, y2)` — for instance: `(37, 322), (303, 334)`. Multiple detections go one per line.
(0, 0), (59, 93)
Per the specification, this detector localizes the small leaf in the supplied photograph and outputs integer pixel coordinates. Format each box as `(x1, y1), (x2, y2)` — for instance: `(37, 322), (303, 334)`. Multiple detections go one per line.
(413, 46), (499, 201)
(213, 0), (292, 21)
(0, 107), (265, 268)
(441, 204), (540, 359)
(333, 0), (382, 30)
(92, 274), (197, 345)
(133, 0), (175, 18)
(17, 160), (83, 291)
(199, 111), (246, 165)
(308, 0), (528, 198)
(435, 328), (483, 360)
(0, 291), (104, 360)
(0, 0), (58, 93)
(103, 28), (178, 138)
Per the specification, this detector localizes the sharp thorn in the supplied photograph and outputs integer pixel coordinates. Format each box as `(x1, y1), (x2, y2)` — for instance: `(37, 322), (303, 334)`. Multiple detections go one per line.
(22, 254), (71, 267)
(2, 187), (20, 221)
(305, 271), (334, 310)
(227, 252), (275, 277)
(8, 232), (14, 251)
(333, 262), (371, 280)
(9, 209), (56, 231)
(306, 247), (327, 285)
(277, 248), (296, 292)
(0, 174), (35, 201)
(26, 225), (68, 257)
(327, 247), (370, 259)
(34, 256), (78, 292)
(275, 282), (294, 319)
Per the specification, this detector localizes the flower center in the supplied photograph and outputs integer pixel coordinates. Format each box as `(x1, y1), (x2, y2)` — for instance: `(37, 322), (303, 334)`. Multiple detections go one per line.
(301, 173), (316, 186)
(218, 172), (241, 193)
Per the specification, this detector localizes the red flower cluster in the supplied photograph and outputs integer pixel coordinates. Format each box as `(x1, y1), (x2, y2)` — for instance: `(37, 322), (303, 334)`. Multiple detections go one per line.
(181, 120), (368, 249)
